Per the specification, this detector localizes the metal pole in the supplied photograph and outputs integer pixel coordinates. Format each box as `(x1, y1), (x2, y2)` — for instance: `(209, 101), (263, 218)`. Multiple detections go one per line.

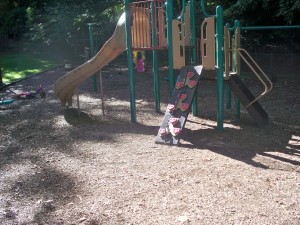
(166, 0), (175, 96)
(76, 88), (81, 117)
(225, 23), (232, 110)
(190, 0), (198, 116)
(88, 24), (98, 92)
(216, 6), (224, 131)
(99, 71), (105, 116)
(152, 1), (160, 112)
(181, 0), (186, 21)
(233, 20), (241, 121)
(124, 0), (137, 122)
(88, 24), (94, 59)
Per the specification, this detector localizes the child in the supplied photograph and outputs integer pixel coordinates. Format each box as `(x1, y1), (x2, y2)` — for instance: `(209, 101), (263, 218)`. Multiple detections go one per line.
(136, 51), (145, 72)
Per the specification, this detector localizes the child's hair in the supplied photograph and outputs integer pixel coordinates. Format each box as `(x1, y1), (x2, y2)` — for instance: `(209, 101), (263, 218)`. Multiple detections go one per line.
(137, 51), (143, 60)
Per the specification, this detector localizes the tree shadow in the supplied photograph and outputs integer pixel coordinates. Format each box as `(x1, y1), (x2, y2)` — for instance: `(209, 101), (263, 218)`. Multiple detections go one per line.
(179, 119), (300, 170)
(0, 127), (77, 223)
(11, 165), (76, 201)
(64, 108), (105, 125)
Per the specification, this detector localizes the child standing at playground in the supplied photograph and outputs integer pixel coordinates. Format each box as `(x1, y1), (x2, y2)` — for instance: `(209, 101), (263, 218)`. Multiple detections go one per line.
(135, 51), (145, 72)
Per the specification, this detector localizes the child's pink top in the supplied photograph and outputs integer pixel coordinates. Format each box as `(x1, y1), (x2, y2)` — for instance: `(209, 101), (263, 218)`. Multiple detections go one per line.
(136, 59), (145, 72)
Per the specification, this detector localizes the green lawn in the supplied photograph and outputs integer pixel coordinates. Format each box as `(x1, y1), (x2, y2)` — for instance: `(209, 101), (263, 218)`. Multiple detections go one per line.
(0, 53), (59, 84)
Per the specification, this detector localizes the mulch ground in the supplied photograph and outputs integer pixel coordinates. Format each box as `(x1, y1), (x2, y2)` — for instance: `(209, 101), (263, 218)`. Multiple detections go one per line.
(0, 64), (299, 225)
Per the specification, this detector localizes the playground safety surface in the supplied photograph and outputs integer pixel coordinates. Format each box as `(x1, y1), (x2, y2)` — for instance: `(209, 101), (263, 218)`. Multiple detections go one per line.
(0, 64), (299, 224)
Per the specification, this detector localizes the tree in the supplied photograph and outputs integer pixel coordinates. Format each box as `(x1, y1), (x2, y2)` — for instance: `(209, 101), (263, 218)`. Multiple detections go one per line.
(0, 1), (26, 41)
(224, 0), (300, 25)
(24, 0), (124, 59)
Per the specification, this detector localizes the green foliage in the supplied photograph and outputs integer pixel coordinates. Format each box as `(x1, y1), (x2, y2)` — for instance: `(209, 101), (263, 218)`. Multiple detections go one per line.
(0, 1), (26, 39)
(22, 0), (124, 61)
(1, 0), (300, 58)
(224, 0), (300, 25)
(276, 0), (300, 24)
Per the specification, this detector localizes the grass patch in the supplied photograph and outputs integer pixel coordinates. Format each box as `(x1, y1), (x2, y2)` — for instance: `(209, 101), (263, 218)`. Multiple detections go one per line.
(0, 53), (59, 84)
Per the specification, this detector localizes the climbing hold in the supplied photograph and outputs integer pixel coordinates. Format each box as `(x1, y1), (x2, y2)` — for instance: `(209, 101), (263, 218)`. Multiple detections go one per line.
(178, 93), (187, 100)
(175, 81), (184, 89)
(180, 103), (190, 111)
(187, 72), (194, 78)
(188, 80), (197, 88)
(170, 127), (181, 136)
(158, 128), (166, 136)
(167, 104), (175, 112)
(169, 117), (179, 125)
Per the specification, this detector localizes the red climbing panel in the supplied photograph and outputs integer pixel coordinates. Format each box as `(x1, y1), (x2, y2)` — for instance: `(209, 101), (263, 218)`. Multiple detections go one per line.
(155, 66), (203, 145)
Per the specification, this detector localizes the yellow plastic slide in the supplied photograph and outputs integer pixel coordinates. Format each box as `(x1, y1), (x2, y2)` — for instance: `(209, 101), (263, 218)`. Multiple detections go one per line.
(53, 14), (126, 106)
(54, 10), (150, 106)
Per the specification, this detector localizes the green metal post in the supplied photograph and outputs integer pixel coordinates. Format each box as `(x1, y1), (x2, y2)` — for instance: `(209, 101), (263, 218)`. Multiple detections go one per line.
(88, 24), (94, 58)
(181, 0), (186, 21)
(152, 1), (160, 112)
(166, 0), (175, 96)
(233, 20), (241, 121)
(190, 0), (197, 67)
(225, 23), (232, 110)
(201, 0), (213, 17)
(190, 0), (198, 116)
(124, 0), (137, 122)
(88, 24), (98, 92)
(216, 6), (224, 131)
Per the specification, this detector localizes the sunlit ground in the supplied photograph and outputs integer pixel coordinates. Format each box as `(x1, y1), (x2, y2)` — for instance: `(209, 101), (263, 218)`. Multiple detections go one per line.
(0, 53), (58, 84)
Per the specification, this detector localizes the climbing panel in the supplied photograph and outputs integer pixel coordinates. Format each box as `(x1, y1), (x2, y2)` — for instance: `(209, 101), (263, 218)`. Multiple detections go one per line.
(155, 66), (203, 145)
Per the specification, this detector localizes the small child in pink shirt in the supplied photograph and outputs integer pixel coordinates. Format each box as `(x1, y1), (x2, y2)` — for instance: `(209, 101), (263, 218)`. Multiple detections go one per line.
(136, 51), (145, 72)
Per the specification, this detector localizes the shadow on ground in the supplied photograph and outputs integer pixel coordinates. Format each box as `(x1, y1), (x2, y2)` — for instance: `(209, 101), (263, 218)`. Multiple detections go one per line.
(180, 118), (300, 171)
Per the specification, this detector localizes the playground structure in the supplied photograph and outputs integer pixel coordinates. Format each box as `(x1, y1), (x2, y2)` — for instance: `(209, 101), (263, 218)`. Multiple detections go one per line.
(53, 0), (300, 145)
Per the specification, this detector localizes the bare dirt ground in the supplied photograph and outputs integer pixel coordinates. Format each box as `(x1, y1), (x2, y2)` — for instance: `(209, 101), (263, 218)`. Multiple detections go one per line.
(0, 64), (299, 225)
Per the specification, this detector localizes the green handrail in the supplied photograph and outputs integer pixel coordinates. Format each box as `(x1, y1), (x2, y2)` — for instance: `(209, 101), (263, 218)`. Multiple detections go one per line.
(152, 1), (160, 112)
(225, 23), (232, 110)
(88, 24), (98, 92)
(167, 0), (175, 95)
